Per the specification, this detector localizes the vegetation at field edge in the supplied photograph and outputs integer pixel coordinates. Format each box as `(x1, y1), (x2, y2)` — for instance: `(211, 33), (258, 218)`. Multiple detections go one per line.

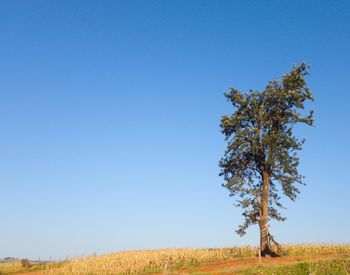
(33, 244), (350, 274)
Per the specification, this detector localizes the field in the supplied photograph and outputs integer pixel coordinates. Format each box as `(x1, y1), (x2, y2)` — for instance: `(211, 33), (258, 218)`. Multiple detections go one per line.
(2, 244), (349, 274)
(0, 260), (61, 275)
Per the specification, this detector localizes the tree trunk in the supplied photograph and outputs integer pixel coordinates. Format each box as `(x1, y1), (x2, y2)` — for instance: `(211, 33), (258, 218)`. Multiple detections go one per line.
(259, 171), (271, 256)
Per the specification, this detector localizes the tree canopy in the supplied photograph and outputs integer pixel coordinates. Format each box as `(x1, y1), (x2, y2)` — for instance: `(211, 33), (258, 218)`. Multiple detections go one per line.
(219, 63), (314, 254)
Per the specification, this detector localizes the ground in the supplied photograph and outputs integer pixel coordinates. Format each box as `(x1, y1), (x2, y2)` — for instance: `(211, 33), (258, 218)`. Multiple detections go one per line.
(2, 245), (349, 274)
(176, 253), (350, 274)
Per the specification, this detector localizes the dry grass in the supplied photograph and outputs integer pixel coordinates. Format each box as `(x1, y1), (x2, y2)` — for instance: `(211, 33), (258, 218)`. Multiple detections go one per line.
(0, 260), (55, 274)
(0, 260), (23, 274)
(282, 244), (350, 256)
(38, 244), (350, 274)
(43, 247), (255, 274)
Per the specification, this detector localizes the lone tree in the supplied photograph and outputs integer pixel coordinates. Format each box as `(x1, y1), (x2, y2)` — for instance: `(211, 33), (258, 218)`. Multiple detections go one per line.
(219, 63), (314, 256)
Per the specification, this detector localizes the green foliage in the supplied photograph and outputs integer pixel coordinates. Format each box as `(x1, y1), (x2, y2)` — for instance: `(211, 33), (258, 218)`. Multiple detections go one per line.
(219, 63), (314, 235)
(237, 259), (350, 275)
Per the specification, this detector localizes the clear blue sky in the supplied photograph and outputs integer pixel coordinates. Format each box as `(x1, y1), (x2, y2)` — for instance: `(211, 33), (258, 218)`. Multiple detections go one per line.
(1, 0), (349, 259)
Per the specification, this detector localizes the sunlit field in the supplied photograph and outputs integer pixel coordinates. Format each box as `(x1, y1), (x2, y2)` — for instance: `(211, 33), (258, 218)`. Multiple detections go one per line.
(0, 260), (22, 274)
(32, 244), (350, 274)
(1, 245), (349, 274)
(42, 247), (254, 274)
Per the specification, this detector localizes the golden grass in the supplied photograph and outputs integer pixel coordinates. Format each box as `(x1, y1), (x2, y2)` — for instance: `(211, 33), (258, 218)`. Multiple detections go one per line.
(43, 247), (255, 274)
(38, 244), (350, 274)
(282, 243), (350, 256)
(0, 260), (23, 274)
(0, 260), (53, 274)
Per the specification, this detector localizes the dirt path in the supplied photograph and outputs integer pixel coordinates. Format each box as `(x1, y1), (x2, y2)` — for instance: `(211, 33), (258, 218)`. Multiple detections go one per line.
(175, 253), (350, 274)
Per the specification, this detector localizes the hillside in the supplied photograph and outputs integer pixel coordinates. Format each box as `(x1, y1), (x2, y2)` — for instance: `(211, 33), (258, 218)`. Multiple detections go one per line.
(2, 244), (349, 274)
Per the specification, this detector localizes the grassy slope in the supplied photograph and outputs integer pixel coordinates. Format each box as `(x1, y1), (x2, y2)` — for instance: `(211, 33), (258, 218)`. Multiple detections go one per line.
(3, 244), (350, 274)
(236, 259), (350, 275)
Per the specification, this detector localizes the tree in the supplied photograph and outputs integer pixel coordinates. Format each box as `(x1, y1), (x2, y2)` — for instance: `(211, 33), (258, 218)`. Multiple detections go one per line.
(219, 63), (314, 256)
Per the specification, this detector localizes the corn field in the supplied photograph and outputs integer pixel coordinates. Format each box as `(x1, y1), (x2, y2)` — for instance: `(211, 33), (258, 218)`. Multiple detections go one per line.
(43, 247), (255, 274)
(41, 244), (350, 274)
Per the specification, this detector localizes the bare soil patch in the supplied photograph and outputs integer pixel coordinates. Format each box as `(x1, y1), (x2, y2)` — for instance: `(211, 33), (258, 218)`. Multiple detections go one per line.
(177, 253), (350, 274)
